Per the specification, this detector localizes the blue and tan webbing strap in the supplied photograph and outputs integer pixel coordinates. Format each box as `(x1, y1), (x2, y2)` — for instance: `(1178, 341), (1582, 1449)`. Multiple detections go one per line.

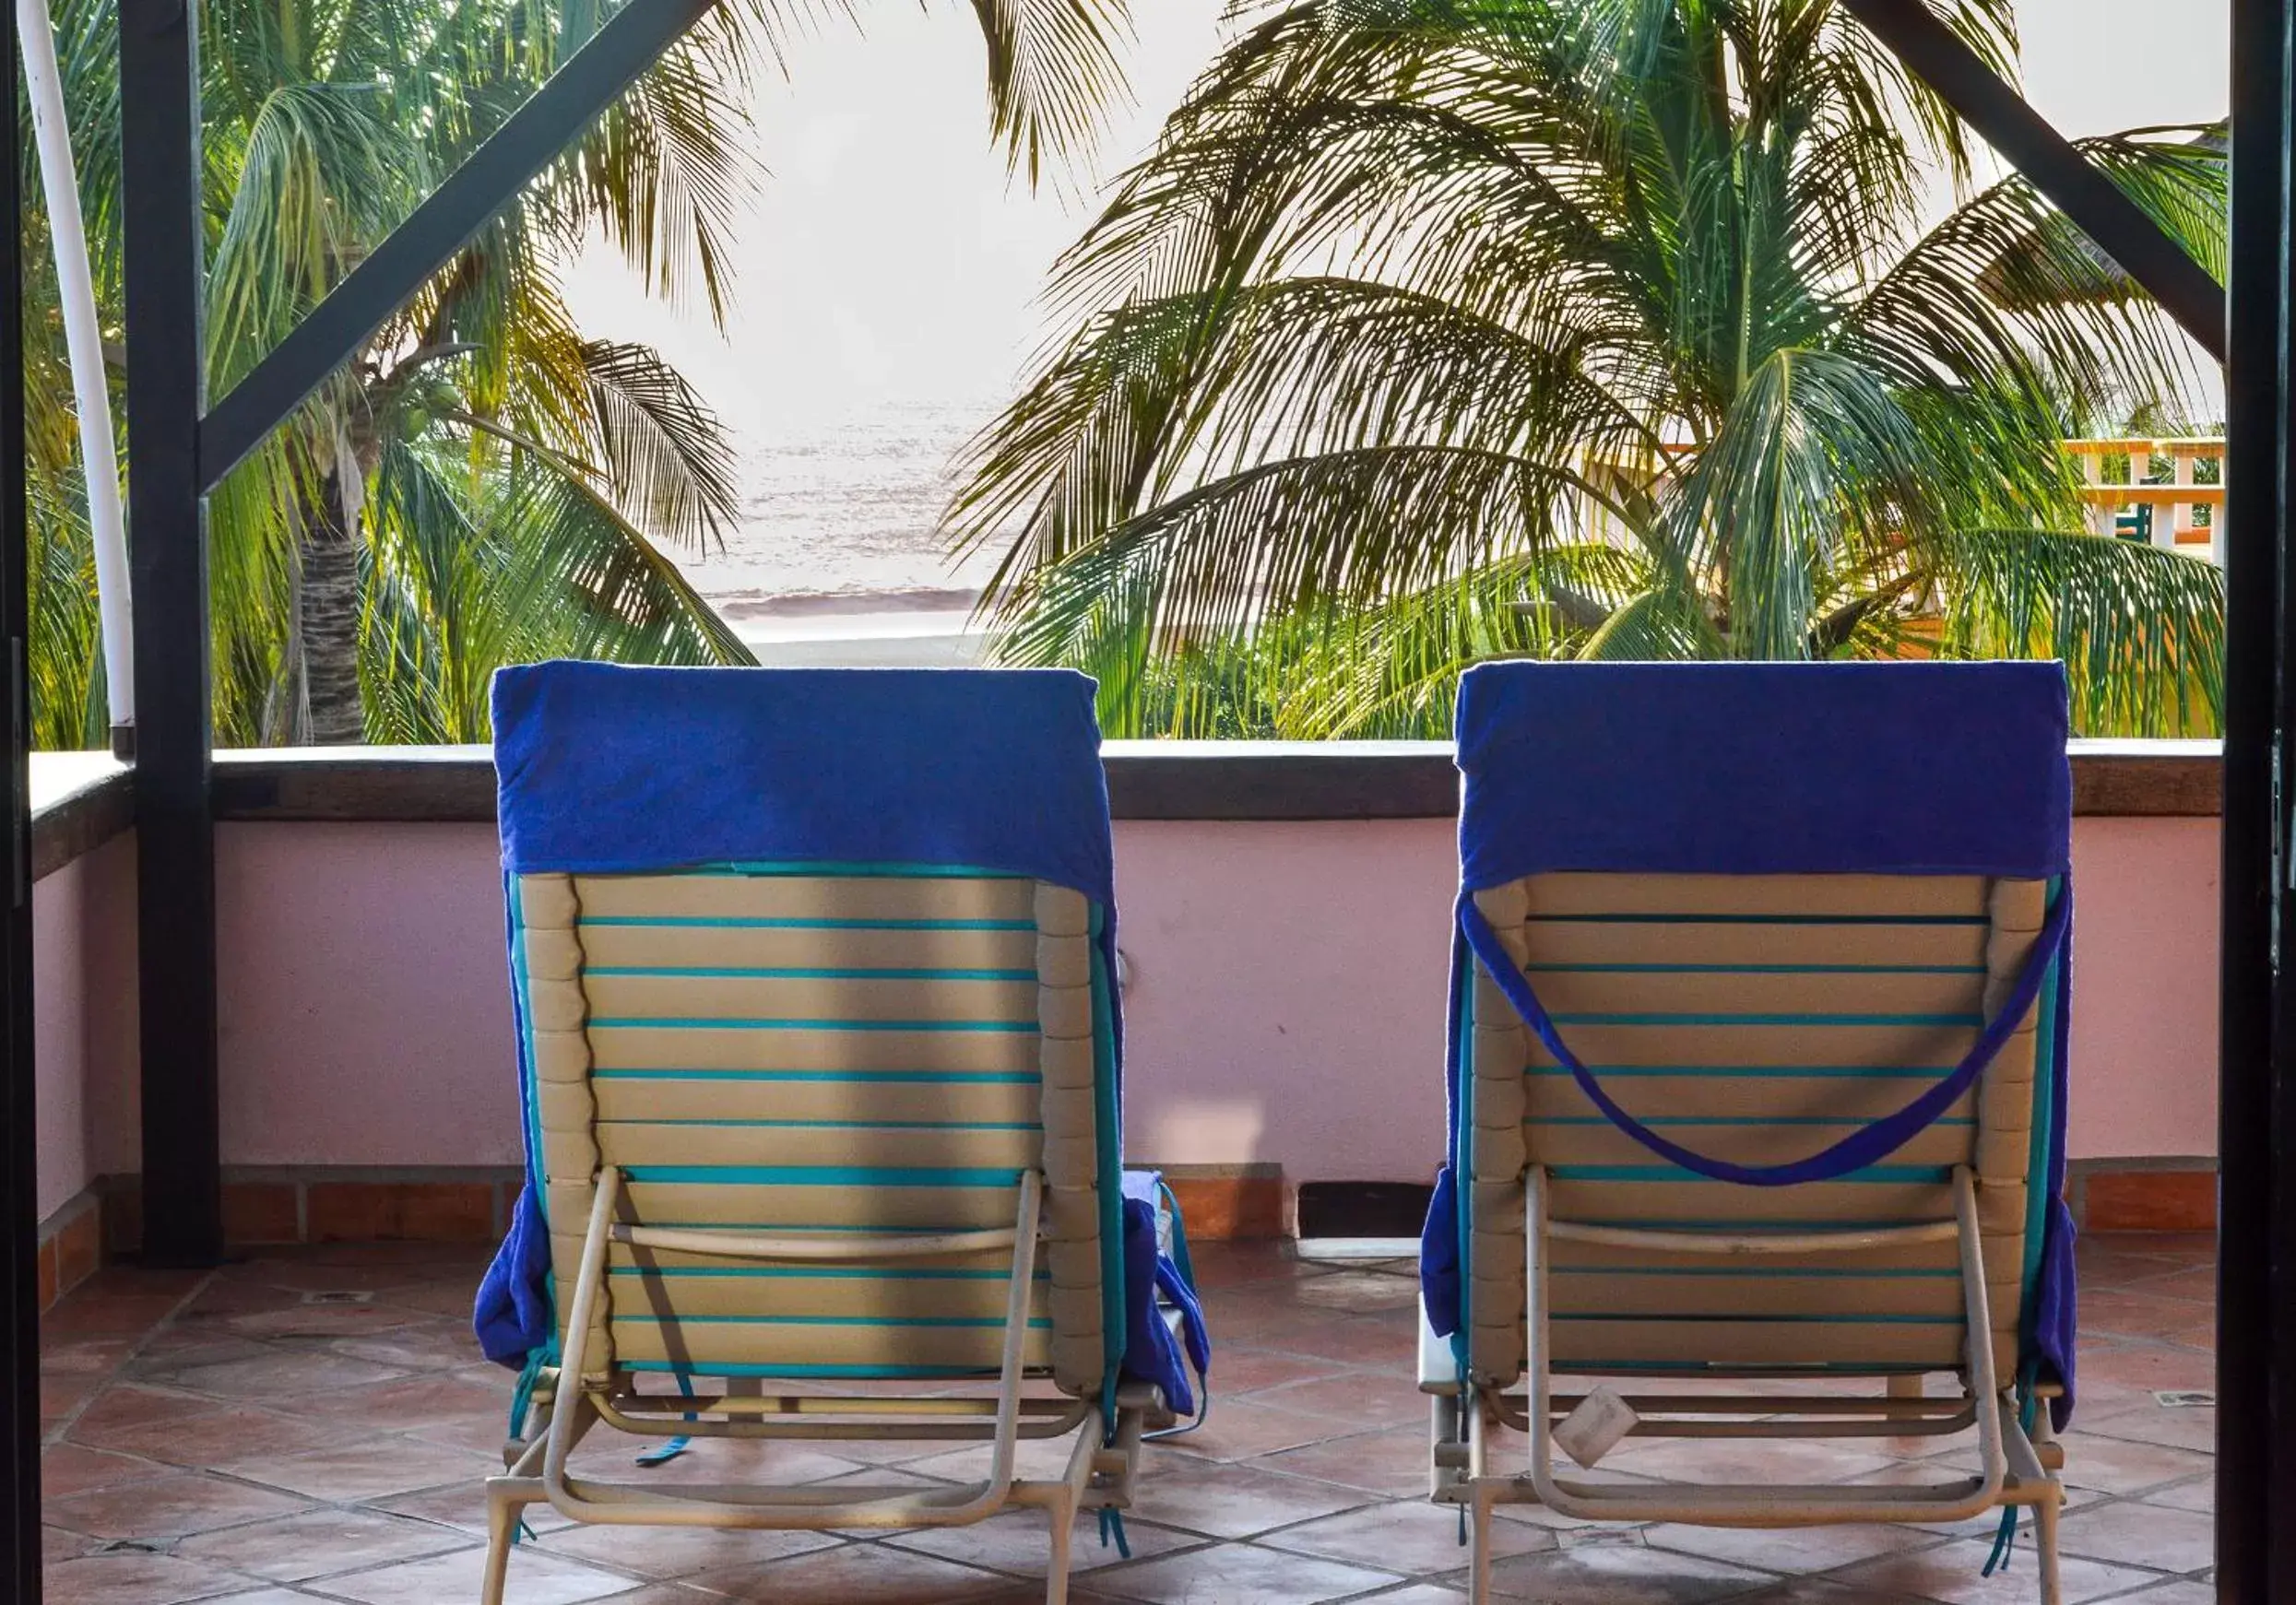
(1455, 888), (2072, 1188)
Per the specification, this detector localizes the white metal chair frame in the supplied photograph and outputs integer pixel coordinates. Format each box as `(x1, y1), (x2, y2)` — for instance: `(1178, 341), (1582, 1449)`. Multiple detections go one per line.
(1427, 1164), (2066, 1605)
(482, 1167), (1156, 1605)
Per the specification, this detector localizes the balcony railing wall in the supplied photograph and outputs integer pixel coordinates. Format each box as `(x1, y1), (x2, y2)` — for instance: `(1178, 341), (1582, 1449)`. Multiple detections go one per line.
(25, 743), (2225, 1247)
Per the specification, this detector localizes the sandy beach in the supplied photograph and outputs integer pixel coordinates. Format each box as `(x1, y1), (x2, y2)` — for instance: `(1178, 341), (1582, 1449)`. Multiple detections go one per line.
(738, 606), (988, 667)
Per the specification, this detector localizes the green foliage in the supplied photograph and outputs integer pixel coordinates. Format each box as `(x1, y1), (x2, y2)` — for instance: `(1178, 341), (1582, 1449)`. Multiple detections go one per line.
(20, 0), (1133, 746)
(953, 0), (2228, 738)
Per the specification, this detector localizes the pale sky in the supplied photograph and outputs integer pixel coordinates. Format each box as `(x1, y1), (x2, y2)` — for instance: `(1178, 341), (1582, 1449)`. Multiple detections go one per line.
(559, 0), (2233, 440)
(560, 1), (1229, 434)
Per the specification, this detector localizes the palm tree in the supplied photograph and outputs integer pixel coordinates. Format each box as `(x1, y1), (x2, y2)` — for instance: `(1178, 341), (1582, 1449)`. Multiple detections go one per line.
(21, 0), (1132, 745)
(951, 0), (2228, 738)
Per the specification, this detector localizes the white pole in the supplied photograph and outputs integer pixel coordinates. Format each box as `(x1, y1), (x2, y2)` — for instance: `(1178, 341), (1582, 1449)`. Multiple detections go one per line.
(19, 0), (133, 750)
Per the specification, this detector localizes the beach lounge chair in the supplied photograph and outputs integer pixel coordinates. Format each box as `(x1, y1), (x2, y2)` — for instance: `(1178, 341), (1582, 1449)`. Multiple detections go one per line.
(1419, 662), (2077, 1603)
(471, 663), (1203, 1605)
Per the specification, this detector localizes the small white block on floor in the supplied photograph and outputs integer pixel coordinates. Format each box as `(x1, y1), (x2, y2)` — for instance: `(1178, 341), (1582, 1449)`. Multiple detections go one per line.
(1553, 1386), (1639, 1469)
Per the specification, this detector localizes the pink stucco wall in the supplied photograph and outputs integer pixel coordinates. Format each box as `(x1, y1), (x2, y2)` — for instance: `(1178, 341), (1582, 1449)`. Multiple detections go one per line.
(215, 822), (521, 1167)
(1118, 817), (2226, 1173)
(1113, 820), (1456, 1176)
(162, 813), (2223, 1184)
(34, 855), (89, 1221)
(2065, 818), (2221, 1159)
(32, 833), (139, 1221)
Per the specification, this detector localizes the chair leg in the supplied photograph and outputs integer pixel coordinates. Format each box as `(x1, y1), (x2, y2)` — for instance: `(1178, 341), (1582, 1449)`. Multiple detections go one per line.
(1043, 1494), (1076, 1605)
(1430, 1388), (1466, 1501)
(2033, 1491), (2064, 1605)
(1466, 1483), (1497, 1605)
(1043, 1404), (1104, 1605)
(480, 1484), (521, 1605)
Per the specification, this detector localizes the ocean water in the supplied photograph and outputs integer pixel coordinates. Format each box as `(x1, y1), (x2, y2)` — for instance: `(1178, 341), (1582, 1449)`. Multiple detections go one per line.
(672, 399), (1010, 638)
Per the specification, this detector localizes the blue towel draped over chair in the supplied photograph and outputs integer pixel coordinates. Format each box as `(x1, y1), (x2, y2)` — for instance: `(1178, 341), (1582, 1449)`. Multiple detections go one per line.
(473, 662), (1200, 1414)
(1419, 660), (2078, 1425)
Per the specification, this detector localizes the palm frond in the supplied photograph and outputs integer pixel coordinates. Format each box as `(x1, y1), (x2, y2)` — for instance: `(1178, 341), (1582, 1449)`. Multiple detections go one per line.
(205, 80), (426, 387)
(957, 0), (2224, 739)
(491, 466), (757, 667)
(964, 0), (1134, 187)
(557, 30), (763, 325)
(1266, 545), (1646, 738)
(576, 340), (743, 553)
(1844, 129), (2220, 427)
(1926, 526), (2223, 737)
(1665, 346), (1932, 659)
(991, 443), (1596, 661)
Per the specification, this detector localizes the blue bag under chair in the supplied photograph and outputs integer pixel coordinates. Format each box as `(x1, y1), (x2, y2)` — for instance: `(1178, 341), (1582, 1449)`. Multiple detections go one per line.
(470, 663), (1207, 1605)
(1416, 662), (2077, 1604)
(1122, 1170), (1210, 1432)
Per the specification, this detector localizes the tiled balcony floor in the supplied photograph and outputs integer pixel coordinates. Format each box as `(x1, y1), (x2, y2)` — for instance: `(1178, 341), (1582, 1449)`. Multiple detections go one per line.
(38, 1233), (2215, 1604)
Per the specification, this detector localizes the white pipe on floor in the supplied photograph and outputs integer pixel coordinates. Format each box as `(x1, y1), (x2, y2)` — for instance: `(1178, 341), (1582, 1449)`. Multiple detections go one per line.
(19, 0), (133, 745)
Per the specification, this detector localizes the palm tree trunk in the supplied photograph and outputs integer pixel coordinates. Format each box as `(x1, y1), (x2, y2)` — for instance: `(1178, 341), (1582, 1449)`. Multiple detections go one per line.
(298, 462), (364, 745)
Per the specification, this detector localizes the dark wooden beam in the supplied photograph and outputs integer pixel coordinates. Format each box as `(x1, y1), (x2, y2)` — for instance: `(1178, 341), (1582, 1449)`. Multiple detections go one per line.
(0, 0), (41, 1590)
(1842, 0), (2227, 362)
(196, 0), (718, 490)
(120, 0), (221, 1267)
(2217, 0), (2289, 1594)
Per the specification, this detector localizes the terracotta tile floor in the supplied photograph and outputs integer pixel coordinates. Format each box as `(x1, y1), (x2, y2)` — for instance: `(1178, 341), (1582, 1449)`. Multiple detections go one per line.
(36, 1233), (2216, 1603)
